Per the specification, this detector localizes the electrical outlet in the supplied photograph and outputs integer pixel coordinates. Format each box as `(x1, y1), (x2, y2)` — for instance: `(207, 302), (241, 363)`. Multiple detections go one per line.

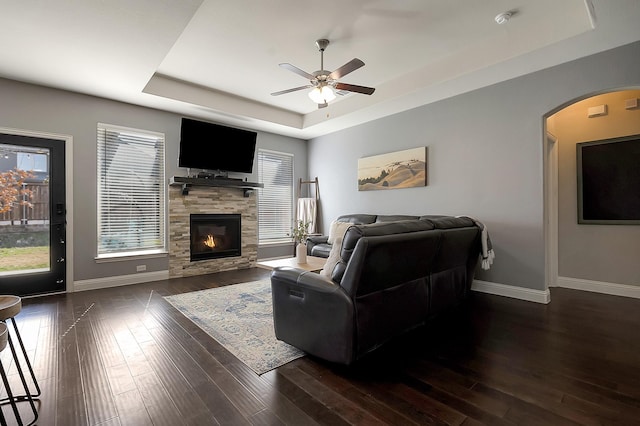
(136, 264), (147, 272)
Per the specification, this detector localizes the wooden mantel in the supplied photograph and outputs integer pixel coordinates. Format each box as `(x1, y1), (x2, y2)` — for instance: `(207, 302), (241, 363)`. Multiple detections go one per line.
(169, 176), (264, 197)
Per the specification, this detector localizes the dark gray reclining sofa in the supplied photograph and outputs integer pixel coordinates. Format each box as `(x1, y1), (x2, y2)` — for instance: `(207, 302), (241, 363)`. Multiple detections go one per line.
(270, 215), (482, 365)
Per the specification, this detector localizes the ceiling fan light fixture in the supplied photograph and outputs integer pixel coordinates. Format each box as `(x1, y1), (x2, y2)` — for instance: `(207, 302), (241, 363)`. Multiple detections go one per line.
(273, 38), (375, 108)
(308, 85), (336, 104)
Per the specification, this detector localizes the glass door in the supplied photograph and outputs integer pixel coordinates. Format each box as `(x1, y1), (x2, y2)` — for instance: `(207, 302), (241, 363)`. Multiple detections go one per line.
(0, 133), (66, 296)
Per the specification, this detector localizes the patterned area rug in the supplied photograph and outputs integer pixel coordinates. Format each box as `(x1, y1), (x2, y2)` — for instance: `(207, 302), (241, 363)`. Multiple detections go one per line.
(164, 279), (305, 375)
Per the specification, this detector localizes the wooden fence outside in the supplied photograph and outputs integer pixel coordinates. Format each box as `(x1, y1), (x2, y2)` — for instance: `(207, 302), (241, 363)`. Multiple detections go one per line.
(0, 183), (49, 225)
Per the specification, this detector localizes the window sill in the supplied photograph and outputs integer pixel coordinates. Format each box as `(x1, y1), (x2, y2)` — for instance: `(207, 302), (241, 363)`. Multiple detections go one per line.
(259, 240), (294, 247)
(95, 250), (168, 263)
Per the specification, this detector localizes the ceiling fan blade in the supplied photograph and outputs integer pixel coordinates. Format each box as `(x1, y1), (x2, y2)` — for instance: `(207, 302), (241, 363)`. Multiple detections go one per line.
(271, 85), (313, 96)
(328, 58), (365, 80)
(279, 63), (315, 81)
(334, 82), (375, 95)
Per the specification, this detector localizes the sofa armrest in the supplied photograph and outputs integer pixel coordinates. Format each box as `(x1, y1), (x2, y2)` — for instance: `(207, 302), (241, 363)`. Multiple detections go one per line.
(305, 235), (329, 255)
(306, 235), (328, 244)
(270, 267), (355, 364)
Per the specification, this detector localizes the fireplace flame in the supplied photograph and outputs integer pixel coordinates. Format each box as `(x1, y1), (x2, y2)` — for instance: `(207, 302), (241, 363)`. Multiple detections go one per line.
(204, 234), (216, 248)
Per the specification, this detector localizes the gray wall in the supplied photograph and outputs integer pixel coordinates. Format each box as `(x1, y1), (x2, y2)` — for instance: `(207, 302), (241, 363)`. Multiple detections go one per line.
(0, 78), (307, 281)
(3, 40), (640, 290)
(308, 41), (640, 291)
(549, 90), (640, 286)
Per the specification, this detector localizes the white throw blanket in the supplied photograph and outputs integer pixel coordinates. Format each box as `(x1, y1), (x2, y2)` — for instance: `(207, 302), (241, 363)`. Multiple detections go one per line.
(297, 198), (317, 233)
(457, 216), (495, 270)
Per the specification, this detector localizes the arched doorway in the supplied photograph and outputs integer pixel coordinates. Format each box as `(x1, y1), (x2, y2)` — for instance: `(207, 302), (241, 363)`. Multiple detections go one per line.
(544, 88), (640, 299)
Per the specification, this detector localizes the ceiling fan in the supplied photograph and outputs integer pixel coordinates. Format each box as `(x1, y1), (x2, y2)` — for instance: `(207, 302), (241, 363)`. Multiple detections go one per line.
(271, 39), (375, 109)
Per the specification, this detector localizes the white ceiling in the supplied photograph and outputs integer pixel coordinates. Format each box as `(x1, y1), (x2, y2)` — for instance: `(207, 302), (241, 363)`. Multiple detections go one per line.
(1, 1), (640, 139)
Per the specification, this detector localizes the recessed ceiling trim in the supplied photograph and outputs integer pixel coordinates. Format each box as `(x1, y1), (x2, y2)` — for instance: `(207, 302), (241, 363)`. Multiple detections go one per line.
(143, 73), (304, 129)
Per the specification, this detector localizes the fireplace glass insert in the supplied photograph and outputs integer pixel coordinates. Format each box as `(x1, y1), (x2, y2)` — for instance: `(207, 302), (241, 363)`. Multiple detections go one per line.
(190, 213), (241, 261)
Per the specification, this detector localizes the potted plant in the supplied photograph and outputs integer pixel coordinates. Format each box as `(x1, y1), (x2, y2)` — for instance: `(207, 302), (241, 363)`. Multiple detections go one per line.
(289, 220), (310, 263)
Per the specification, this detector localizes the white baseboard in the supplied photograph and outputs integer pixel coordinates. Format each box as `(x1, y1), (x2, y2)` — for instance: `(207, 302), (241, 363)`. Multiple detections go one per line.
(472, 279), (551, 304)
(556, 276), (640, 299)
(71, 272), (639, 301)
(73, 270), (169, 292)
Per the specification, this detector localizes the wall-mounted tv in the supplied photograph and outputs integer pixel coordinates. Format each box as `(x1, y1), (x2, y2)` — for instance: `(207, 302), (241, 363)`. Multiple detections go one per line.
(577, 134), (640, 224)
(179, 118), (257, 174)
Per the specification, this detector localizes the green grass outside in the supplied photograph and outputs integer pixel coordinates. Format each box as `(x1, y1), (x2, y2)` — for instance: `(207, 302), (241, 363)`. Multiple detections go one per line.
(0, 246), (49, 272)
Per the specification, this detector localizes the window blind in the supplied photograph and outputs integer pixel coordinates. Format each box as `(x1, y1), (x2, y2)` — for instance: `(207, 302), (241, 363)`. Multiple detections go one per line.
(257, 149), (294, 243)
(97, 123), (166, 257)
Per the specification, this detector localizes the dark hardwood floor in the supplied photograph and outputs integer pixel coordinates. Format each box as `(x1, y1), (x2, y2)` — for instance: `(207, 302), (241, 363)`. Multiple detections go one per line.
(3, 268), (640, 425)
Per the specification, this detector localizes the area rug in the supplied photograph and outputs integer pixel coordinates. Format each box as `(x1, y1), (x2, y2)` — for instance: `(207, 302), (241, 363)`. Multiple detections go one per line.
(163, 279), (305, 375)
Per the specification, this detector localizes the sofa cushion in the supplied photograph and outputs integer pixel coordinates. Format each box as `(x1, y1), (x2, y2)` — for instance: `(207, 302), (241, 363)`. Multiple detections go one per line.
(420, 215), (475, 229)
(336, 214), (377, 224)
(342, 220), (435, 251)
(375, 214), (420, 222)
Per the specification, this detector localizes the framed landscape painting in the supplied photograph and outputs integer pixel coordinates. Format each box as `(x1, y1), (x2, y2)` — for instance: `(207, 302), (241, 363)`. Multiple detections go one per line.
(358, 147), (427, 191)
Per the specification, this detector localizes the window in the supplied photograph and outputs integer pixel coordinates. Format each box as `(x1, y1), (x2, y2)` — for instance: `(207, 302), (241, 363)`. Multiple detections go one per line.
(257, 149), (294, 243)
(97, 123), (166, 258)
(17, 152), (47, 172)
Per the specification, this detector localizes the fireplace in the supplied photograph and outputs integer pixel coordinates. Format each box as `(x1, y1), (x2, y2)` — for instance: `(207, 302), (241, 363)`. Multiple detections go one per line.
(190, 214), (241, 261)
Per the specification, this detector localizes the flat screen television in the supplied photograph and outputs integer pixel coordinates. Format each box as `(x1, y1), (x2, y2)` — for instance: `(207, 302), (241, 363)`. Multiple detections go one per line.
(179, 118), (257, 174)
(577, 134), (640, 224)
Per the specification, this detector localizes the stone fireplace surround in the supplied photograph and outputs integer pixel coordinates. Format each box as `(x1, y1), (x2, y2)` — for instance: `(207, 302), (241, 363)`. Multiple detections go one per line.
(168, 185), (258, 278)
